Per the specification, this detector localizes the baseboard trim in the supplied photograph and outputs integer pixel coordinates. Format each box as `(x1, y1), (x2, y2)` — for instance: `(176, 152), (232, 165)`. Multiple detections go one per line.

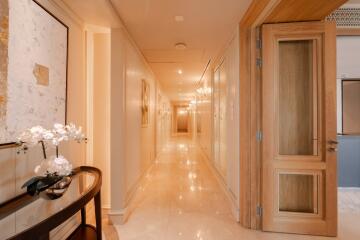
(197, 143), (240, 222)
(108, 160), (157, 225)
(108, 207), (130, 225)
(102, 204), (111, 210)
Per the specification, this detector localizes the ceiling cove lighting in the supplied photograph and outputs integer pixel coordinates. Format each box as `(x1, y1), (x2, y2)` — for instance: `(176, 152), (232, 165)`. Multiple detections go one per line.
(196, 87), (212, 96)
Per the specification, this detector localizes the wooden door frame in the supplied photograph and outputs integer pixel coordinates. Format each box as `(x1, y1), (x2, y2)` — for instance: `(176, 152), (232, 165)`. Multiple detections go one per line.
(238, 0), (347, 230)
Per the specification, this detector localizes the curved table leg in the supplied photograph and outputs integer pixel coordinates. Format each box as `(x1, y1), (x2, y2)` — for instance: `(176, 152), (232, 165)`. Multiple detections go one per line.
(94, 191), (102, 240)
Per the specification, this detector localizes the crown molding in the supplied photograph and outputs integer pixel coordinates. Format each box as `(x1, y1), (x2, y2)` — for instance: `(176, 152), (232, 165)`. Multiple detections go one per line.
(47, 0), (84, 28)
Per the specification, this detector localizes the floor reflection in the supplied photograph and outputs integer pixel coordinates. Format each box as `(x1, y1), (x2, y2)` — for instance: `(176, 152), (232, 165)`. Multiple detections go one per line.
(114, 137), (360, 240)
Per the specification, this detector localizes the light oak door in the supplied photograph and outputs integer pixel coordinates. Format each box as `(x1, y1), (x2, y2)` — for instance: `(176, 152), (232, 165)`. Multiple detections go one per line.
(262, 21), (337, 236)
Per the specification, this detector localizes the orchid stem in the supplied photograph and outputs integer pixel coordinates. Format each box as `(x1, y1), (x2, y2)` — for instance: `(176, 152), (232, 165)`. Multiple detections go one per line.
(41, 141), (47, 159)
(56, 146), (59, 158)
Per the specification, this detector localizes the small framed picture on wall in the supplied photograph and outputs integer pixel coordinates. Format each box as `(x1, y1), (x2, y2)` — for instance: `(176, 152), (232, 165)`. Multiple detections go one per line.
(141, 79), (150, 127)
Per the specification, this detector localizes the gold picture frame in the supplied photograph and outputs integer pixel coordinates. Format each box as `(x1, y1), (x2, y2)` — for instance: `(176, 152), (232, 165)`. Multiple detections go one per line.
(141, 79), (150, 127)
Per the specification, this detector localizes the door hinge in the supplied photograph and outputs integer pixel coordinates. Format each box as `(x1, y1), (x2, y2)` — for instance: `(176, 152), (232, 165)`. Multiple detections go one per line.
(256, 39), (262, 49)
(256, 131), (263, 142)
(256, 205), (263, 217)
(256, 58), (262, 67)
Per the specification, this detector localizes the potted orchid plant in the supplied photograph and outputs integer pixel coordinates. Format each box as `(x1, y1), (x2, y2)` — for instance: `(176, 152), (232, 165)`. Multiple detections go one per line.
(17, 123), (86, 199)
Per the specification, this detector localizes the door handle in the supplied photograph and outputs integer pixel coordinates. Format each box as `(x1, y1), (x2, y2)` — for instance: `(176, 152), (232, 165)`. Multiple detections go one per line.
(328, 140), (338, 145)
(328, 147), (338, 152)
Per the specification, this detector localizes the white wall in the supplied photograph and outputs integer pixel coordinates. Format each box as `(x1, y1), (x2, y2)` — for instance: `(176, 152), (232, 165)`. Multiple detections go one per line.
(336, 36), (360, 133)
(197, 28), (240, 220)
(123, 28), (157, 195)
(156, 89), (172, 154)
(92, 32), (111, 208)
(108, 27), (171, 224)
(224, 30), (240, 203)
(197, 68), (213, 160)
(0, 0), (86, 239)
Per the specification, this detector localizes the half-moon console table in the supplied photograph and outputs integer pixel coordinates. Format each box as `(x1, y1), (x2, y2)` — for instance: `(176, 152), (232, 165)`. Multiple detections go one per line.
(0, 166), (102, 240)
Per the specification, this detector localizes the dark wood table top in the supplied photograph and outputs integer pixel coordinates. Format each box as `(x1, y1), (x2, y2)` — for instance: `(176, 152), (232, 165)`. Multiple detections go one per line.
(0, 166), (102, 240)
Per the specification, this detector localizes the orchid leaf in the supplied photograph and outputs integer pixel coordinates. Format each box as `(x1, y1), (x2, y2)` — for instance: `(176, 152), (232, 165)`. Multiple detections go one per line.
(21, 176), (44, 188)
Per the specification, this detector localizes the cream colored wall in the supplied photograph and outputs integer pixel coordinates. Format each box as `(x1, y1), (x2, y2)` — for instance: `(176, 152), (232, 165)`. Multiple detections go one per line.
(92, 32), (111, 208)
(0, 0), (86, 239)
(156, 89), (172, 154)
(197, 68), (213, 161)
(122, 28), (157, 194)
(223, 30), (240, 206)
(109, 28), (127, 220)
(108, 27), (171, 224)
(197, 28), (240, 220)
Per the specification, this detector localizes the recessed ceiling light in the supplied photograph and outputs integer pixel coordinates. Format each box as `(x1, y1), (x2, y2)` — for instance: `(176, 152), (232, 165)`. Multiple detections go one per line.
(175, 16), (184, 22)
(175, 42), (187, 50)
(178, 69), (183, 75)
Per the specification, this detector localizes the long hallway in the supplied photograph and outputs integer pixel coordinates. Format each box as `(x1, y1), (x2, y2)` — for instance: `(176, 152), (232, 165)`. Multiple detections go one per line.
(112, 137), (360, 240)
(115, 136), (236, 239)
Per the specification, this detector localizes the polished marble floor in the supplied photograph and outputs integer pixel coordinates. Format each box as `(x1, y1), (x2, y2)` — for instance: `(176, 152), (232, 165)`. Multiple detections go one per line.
(112, 137), (360, 240)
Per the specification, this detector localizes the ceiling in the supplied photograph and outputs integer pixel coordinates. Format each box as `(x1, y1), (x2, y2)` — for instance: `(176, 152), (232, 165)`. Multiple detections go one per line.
(109, 0), (251, 101)
(62, 0), (252, 100)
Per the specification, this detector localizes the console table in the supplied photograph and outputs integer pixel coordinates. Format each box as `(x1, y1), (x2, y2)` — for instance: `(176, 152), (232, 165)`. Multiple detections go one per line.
(0, 166), (102, 240)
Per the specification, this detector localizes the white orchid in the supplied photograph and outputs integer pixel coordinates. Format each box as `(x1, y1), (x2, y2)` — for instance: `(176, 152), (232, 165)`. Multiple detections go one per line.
(18, 123), (85, 176)
(18, 123), (85, 147)
(18, 125), (48, 145)
(65, 123), (85, 142)
(34, 155), (73, 176)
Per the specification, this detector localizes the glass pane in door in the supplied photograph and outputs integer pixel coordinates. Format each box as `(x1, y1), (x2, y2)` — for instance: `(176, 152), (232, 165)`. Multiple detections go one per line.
(278, 40), (315, 155)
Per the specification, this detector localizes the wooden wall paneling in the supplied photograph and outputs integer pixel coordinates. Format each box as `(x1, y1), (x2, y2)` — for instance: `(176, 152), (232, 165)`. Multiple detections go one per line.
(239, 26), (251, 228)
(324, 21), (338, 236)
(265, 0), (348, 23)
(239, 0), (278, 230)
(252, 27), (262, 230)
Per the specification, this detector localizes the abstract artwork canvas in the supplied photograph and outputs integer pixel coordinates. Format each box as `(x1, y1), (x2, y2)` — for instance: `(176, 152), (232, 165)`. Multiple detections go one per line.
(0, 0), (68, 145)
(141, 79), (150, 127)
(0, 0), (9, 144)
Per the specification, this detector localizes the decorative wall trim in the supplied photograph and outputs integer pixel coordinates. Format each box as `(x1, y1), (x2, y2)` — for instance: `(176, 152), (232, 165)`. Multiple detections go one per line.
(49, 0), (84, 28)
(108, 161), (156, 225)
(337, 28), (360, 36)
(327, 7), (360, 28)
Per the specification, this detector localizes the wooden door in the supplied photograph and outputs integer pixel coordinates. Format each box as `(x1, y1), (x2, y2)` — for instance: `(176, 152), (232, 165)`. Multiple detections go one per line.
(261, 21), (337, 236)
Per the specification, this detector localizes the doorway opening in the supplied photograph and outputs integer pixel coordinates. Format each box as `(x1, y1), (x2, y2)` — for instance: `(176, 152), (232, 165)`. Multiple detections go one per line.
(176, 107), (189, 133)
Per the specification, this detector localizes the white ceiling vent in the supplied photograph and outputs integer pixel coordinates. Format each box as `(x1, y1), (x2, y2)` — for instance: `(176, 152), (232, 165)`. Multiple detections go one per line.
(327, 8), (360, 28)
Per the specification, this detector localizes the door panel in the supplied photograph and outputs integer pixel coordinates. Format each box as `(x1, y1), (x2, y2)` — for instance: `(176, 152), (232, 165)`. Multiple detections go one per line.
(262, 21), (337, 236)
(278, 40), (316, 156)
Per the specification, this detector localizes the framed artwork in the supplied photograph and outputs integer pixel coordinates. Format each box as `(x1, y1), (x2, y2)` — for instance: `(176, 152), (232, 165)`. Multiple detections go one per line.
(341, 79), (360, 135)
(141, 79), (150, 127)
(0, 0), (68, 146)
